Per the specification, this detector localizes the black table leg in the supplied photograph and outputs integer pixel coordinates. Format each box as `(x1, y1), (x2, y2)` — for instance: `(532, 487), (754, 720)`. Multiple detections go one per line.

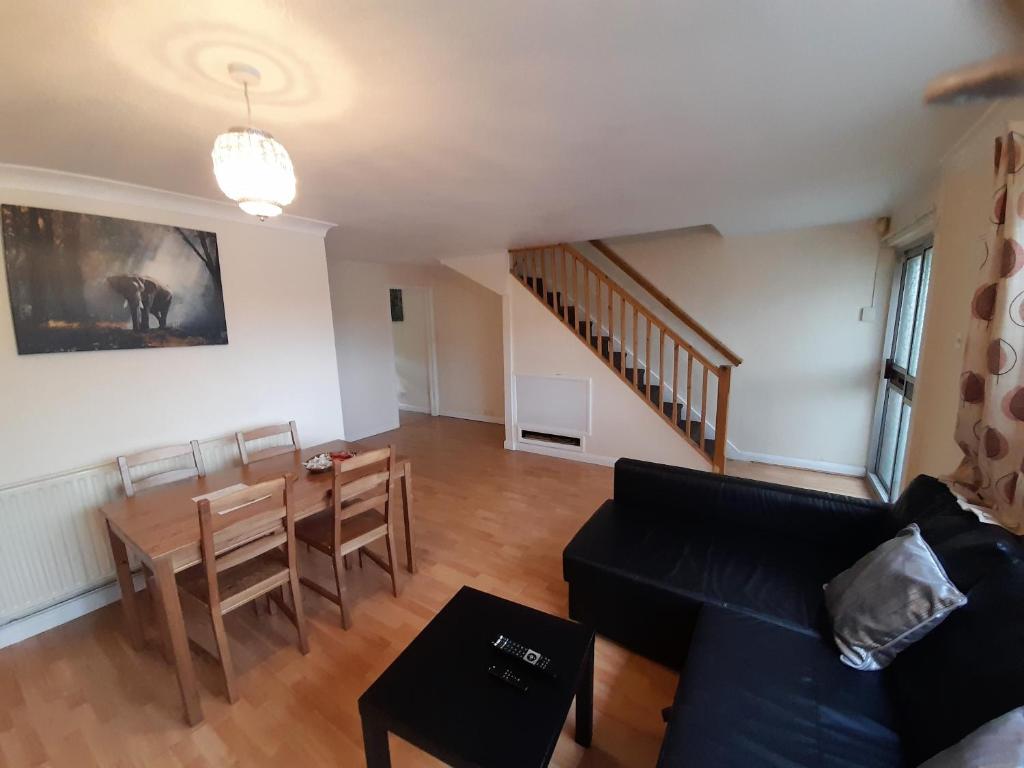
(361, 713), (391, 767)
(575, 640), (594, 747)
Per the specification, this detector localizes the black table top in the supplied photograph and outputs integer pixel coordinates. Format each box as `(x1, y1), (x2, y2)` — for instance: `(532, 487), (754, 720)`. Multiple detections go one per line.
(358, 586), (595, 768)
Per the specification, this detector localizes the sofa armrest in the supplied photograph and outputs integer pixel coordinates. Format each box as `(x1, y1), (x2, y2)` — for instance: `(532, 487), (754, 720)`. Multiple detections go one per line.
(613, 458), (892, 554)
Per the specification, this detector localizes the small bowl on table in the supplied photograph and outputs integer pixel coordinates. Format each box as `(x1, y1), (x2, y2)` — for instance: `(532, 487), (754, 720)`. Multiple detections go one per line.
(302, 451), (354, 473)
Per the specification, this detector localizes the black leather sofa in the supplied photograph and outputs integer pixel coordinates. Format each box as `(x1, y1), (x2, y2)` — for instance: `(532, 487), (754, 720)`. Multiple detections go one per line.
(563, 459), (1024, 767)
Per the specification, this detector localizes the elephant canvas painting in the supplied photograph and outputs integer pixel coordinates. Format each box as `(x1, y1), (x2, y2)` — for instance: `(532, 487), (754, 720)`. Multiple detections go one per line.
(1, 205), (228, 354)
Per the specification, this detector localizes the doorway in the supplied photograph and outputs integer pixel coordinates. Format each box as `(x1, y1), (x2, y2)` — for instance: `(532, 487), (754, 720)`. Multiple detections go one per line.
(388, 286), (439, 417)
(867, 240), (933, 500)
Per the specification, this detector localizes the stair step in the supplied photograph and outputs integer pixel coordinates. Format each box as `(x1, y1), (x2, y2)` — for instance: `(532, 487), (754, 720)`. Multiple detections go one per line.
(659, 402), (716, 455)
(523, 278), (567, 313)
(525, 276), (546, 299)
(589, 335), (613, 358)
(624, 367), (645, 386)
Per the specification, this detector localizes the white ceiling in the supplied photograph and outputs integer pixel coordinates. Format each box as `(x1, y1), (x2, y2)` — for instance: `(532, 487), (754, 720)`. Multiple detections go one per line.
(0, 1), (1011, 262)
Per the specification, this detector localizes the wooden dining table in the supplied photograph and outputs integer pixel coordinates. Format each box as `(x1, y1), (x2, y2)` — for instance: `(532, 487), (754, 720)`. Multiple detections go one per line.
(101, 439), (415, 726)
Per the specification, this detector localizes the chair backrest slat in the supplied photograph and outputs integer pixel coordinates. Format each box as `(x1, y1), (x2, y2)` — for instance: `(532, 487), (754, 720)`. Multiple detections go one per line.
(117, 440), (205, 498)
(214, 530), (287, 573)
(339, 492), (389, 521)
(334, 447), (390, 475)
(335, 470), (390, 504)
(203, 477), (287, 532)
(236, 420), (299, 465)
(132, 467), (202, 493)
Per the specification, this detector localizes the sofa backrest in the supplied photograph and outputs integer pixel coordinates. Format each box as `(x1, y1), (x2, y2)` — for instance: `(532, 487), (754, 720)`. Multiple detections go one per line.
(613, 458), (892, 565)
(888, 476), (1024, 765)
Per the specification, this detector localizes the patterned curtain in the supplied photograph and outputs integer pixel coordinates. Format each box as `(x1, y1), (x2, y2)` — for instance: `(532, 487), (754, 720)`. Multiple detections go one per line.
(948, 125), (1024, 533)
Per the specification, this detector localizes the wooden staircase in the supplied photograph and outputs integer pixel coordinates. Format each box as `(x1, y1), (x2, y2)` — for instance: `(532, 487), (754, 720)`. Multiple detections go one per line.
(509, 241), (741, 472)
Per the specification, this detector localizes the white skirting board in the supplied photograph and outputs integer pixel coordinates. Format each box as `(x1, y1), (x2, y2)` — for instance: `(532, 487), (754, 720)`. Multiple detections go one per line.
(398, 403), (431, 414)
(511, 441), (617, 467)
(507, 432), (866, 477)
(438, 410), (504, 424)
(0, 571), (145, 650)
(725, 446), (866, 477)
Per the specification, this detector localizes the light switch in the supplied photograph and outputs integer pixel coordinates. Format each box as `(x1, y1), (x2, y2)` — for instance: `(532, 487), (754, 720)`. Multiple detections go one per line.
(859, 307), (878, 323)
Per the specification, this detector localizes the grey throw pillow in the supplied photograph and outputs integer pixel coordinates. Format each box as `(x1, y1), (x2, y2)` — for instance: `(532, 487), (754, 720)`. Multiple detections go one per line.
(919, 706), (1024, 767)
(824, 523), (967, 671)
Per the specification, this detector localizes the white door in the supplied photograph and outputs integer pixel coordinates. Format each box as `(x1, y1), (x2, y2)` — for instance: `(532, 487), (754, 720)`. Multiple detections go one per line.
(390, 287), (433, 414)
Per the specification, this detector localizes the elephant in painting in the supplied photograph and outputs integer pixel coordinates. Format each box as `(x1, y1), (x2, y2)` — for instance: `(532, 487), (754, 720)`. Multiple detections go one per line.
(105, 274), (173, 331)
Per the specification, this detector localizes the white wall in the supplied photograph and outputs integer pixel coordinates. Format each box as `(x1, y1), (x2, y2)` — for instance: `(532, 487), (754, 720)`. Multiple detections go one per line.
(900, 100), (1024, 486)
(325, 257), (504, 439)
(390, 287), (432, 411)
(0, 168), (342, 486)
(606, 221), (892, 473)
(326, 259), (401, 439)
(442, 251), (509, 295)
(507, 275), (707, 468)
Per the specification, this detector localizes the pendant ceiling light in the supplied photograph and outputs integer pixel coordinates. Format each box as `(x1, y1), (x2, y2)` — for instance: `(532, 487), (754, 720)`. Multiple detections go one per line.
(925, 0), (1024, 104)
(211, 62), (296, 220)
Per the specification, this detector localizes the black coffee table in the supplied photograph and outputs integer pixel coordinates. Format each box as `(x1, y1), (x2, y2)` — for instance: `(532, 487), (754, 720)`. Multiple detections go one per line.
(358, 586), (595, 767)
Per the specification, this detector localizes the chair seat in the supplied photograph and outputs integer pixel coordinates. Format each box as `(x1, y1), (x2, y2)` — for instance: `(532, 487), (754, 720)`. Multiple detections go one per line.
(180, 550), (290, 614)
(295, 508), (388, 554)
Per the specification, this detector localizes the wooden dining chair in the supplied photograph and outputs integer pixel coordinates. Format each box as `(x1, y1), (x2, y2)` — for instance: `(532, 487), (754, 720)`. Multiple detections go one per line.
(235, 421), (300, 465)
(117, 441), (206, 497)
(177, 474), (309, 703)
(296, 446), (400, 629)
(116, 441), (207, 659)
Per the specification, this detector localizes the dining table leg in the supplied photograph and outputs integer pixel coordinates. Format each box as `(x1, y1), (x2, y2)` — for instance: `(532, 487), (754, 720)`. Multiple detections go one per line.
(152, 557), (203, 726)
(399, 464), (417, 574)
(107, 522), (144, 651)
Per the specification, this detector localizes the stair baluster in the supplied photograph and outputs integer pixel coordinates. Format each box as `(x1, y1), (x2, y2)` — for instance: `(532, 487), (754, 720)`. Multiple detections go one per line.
(671, 342), (680, 424)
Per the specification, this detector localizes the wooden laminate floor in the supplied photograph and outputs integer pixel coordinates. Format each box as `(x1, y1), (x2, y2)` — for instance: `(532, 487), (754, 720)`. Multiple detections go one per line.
(0, 414), (869, 767)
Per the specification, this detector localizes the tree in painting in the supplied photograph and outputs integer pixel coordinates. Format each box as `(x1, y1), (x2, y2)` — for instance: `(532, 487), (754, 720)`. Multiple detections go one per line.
(1, 205), (229, 354)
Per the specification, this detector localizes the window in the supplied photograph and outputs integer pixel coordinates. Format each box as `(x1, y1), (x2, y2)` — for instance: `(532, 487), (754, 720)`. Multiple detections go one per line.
(868, 241), (932, 500)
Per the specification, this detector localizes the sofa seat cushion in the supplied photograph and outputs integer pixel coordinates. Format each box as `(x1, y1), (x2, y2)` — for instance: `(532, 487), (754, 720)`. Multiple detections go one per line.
(564, 500), (841, 635)
(658, 606), (903, 768)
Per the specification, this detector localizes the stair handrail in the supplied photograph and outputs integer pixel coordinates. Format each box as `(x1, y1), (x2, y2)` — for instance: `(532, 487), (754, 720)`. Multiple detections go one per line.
(588, 239), (743, 366)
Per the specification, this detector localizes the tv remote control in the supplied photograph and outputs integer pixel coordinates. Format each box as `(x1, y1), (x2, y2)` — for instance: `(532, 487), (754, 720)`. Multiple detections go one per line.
(493, 634), (556, 677)
(488, 664), (529, 692)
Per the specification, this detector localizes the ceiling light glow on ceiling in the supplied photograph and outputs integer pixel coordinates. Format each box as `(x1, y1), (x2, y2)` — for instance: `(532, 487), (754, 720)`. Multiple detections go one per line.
(211, 62), (296, 220)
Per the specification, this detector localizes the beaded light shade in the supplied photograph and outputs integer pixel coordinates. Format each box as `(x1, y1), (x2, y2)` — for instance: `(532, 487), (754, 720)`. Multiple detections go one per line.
(211, 63), (296, 220)
(212, 126), (295, 218)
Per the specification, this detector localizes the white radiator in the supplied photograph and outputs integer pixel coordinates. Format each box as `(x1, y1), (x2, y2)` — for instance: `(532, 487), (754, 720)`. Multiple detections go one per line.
(0, 433), (285, 627)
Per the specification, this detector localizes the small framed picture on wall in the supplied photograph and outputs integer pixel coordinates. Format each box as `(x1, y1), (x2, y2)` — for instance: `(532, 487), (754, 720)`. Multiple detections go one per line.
(390, 288), (404, 322)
